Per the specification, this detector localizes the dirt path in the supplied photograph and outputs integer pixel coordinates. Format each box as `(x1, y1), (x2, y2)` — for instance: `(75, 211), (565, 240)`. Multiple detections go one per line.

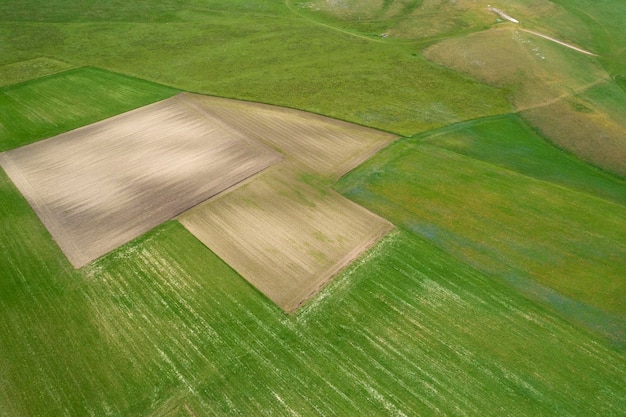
(520, 29), (598, 56)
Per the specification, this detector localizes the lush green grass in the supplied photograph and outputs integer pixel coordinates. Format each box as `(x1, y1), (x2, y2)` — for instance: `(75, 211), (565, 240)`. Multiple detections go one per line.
(0, 0), (511, 136)
(418, 114), (626, 205)
(0, 67), (178, 151)
(1, 163), (625, 415)
(336, 119), (626, 335)
(1, 1), (625, 415)
(549, 0), (626, 76)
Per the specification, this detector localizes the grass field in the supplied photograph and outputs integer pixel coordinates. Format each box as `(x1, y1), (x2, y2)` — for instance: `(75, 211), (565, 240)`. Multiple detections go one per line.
(1, 0), (625, 415)
(422, 24), (626, 176)
(418, 115), (626, 205)
(0, 57), (74, 87)
(336, 115), (626, 345)
(0, 1), (511, 135)
(2, 172), (625, 414)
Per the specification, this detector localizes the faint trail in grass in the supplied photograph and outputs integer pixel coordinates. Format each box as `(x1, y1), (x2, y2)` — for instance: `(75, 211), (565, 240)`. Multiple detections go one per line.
(284, 0), (385, 43)
(514, 78), (607, 112)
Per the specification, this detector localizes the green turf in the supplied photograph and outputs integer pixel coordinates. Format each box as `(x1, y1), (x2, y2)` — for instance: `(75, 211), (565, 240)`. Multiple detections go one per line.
(1, 165), (624, 415)
(336, 129), (626, 326)
(418, 114), (626, 205)
(549, 0), (626, 76)
(0, 67), (179, 151)
(0, 1), (511, 136)
(1, 1), (625, 415)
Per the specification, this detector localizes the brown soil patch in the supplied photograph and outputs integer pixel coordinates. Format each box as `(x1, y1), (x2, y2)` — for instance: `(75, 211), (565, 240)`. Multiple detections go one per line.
(178, 95), (398, 312)
(0, 94), (281, 267)
(181, 165), (393, 313)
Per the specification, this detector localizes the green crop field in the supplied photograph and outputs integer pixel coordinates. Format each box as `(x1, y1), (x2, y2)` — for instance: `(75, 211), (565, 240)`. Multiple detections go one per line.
(2, 173), (625, 415)
(0, 67), (178, 151)
(336, 115), (626, 344)
(1, 0), (625, 415)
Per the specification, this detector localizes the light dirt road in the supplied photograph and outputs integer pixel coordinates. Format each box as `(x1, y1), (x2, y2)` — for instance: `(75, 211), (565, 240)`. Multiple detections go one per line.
(520, 29), (598, 56)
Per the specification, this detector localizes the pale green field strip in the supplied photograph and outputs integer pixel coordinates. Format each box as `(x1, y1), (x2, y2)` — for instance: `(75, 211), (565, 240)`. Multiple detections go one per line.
(0, 58), (75, 87)
(0, 67), (179, 151)
(0, 93), (282, 268)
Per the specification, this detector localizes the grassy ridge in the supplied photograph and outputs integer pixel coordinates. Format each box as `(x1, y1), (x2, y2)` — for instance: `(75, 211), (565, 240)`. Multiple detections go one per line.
(0, 67), (178, 151)
(1, 163), (624, 415)
(336, 118), (626, 333)
(422, 24), (626, 176)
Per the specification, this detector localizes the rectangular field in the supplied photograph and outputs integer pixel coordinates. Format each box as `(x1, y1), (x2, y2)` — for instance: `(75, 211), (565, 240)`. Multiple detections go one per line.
(0, 94), (281, 268)
(180, 166), (394, 312)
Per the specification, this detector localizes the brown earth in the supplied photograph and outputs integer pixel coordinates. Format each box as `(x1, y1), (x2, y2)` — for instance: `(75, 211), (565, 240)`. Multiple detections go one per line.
(178, 94), (398, 312)
(0, 94), (282, 267)
(1, 91), (397, 311)
(181, 164), (393, 313)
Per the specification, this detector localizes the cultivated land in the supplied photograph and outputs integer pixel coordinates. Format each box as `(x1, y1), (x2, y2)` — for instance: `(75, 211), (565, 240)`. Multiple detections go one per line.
(180, 95), (396, 312)
(182, 167), (393, 312)
(1, 0), (626, 415)
(0, 93), (281, 267)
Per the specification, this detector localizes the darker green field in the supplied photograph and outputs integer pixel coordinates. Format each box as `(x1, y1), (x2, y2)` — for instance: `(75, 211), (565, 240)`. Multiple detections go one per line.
(418, 115), (626, 205)
(0, 67), (178, 151)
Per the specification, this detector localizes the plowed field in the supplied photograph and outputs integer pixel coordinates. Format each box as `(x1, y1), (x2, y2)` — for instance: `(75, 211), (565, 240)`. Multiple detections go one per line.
(179, 95), (397, 312)
(0, 94), (281, 267)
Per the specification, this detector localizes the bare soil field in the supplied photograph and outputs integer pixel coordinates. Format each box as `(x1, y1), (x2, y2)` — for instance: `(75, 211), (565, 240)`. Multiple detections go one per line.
(178, 95), (397, 312)
(180, 165), (393, 312)
(183, 94), (397, 179)
(0, 93), (281, 267)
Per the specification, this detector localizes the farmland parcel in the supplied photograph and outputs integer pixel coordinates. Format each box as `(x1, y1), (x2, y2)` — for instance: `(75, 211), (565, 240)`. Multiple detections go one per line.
(1, 0), (626, 415)
(0, 93), (282, 267)
(179, 95), (397, 312)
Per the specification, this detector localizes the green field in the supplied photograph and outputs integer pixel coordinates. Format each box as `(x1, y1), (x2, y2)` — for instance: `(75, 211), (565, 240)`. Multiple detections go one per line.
(2, 166), (625, 415)
(0, 67), (178, 151)
(0, 0), (511, 136)
(336, 115), (626, 343)
(1, 0), (626, 415)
